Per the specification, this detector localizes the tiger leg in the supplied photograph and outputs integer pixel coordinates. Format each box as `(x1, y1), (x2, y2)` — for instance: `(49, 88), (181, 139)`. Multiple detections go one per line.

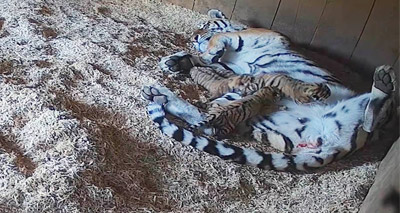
(204, 87), (282, 138)
(141, 85), (206, 126)
(159, 51), (234, 74)
(252, 66), (396, 155)
(363, 65), (396, 132)
(210, 73), (331, 103)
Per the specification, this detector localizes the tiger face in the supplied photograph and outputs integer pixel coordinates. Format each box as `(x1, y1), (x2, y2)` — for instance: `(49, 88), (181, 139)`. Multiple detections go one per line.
(191, 9), (245, 53)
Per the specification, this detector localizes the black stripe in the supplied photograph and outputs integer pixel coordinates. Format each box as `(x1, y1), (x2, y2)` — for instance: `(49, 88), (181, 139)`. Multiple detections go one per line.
(349, 125), (360, 153)
(249, 54), (269, 65)
(299, 70), (340, 84)
(148, 109), (157, 115)
(298, 117), (310, 124)
(312, 156), (324, 165)
(256, 59), (276, 68)
(219, 143), (243, 160)
(283, 135), (294, 153)
(317, 137), (323, 146)
(189, 138), (197, 147)
(220, 20), (228, 28)
(343, 121), (362, 158)
(225, 95), (236, 101)
(323, 112), (336, 118)
(236, 155), (247, 165)
(286, 60), (316, 67)
(295, 126), (306, 138)
(236, 36), (244, 52)
(214, 21), (221, 28)
(172, 128), (184, 142)
(153, 116), (164, 125)
(257, 122), (294, 154)
(263, 116), (276, 125)
(257, 152), (275, 170)
(283, 154), (296, 171)
(257, 59), (315, 69)
(203, 140), (220, 156)
(217, 62), (232, 71)
(332, 150), (341, 161)
(225, 144), (246, 164)
(241, 105), (248, 122)
(260, 122), (294, 150)
(270, 52), (298, 58)
(253, 39), (259, 47)
(335, 120), (342, 131)
(322, 75), (341, 84)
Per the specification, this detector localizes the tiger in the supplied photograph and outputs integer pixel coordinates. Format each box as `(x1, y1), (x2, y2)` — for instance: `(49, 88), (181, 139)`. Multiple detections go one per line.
(142, 9), (397, 171)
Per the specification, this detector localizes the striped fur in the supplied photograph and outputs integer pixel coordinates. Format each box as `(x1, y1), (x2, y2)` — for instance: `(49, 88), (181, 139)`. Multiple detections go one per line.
(190, 68), (330, 137)
(147, 100), (369, 171)
(147, 10), (397, 171)
(190, 68), (331, 102)
(204, 87), (281, 137)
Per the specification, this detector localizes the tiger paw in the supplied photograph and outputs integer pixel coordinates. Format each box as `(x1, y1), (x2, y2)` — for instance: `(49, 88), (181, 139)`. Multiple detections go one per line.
(363, 65), (396, 132)
(159, 51), (194, 73)
(296, 83), (331, 103)
(141, 86), (168, 105)
(372, 65), (396, 94)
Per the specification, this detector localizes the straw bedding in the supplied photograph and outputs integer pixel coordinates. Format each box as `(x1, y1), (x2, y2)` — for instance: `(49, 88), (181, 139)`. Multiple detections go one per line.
(0, 0), (397, 212)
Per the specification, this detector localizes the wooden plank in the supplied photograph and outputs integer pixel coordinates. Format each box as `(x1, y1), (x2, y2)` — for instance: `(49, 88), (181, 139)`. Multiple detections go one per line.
(394, 56), (399, 103)
(310, 0), (375, 63)
(291, 0), (326, 45)
(231, 0), (281, 28)
(393, 56), (399, 74)
(271, 0), (300, 39)
(163, 0), (194, 10)
(350, 0), (399, 76)
(193, 0), (236, 18)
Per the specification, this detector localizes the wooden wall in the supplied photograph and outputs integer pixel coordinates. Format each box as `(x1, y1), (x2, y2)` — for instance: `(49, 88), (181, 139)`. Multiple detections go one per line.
(163, 0), (399, 79)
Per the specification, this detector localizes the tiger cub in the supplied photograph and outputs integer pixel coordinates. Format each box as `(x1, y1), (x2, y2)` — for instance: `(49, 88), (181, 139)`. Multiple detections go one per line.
(189, 67), (330, 137)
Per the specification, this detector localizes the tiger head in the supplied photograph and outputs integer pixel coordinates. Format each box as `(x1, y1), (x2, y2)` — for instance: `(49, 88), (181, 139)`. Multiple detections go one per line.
(191, 9), (246, 53)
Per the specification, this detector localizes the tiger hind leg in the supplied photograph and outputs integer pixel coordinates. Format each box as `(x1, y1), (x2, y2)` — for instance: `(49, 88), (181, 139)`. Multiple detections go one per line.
(142, 85), (206, 126)
(363, 65), (396, 132)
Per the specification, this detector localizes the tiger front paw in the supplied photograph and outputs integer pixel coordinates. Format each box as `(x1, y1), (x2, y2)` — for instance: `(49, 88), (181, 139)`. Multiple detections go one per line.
(159, 51), (194, 73)
(296, 83), (331, 103)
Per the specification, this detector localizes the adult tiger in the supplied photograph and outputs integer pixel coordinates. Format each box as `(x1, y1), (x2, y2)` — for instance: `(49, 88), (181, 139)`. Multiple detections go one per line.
(142, 9), (397, 171)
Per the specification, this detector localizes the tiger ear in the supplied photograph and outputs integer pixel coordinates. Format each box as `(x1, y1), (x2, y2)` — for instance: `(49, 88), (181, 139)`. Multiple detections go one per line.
(207, 9), (227, 19)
